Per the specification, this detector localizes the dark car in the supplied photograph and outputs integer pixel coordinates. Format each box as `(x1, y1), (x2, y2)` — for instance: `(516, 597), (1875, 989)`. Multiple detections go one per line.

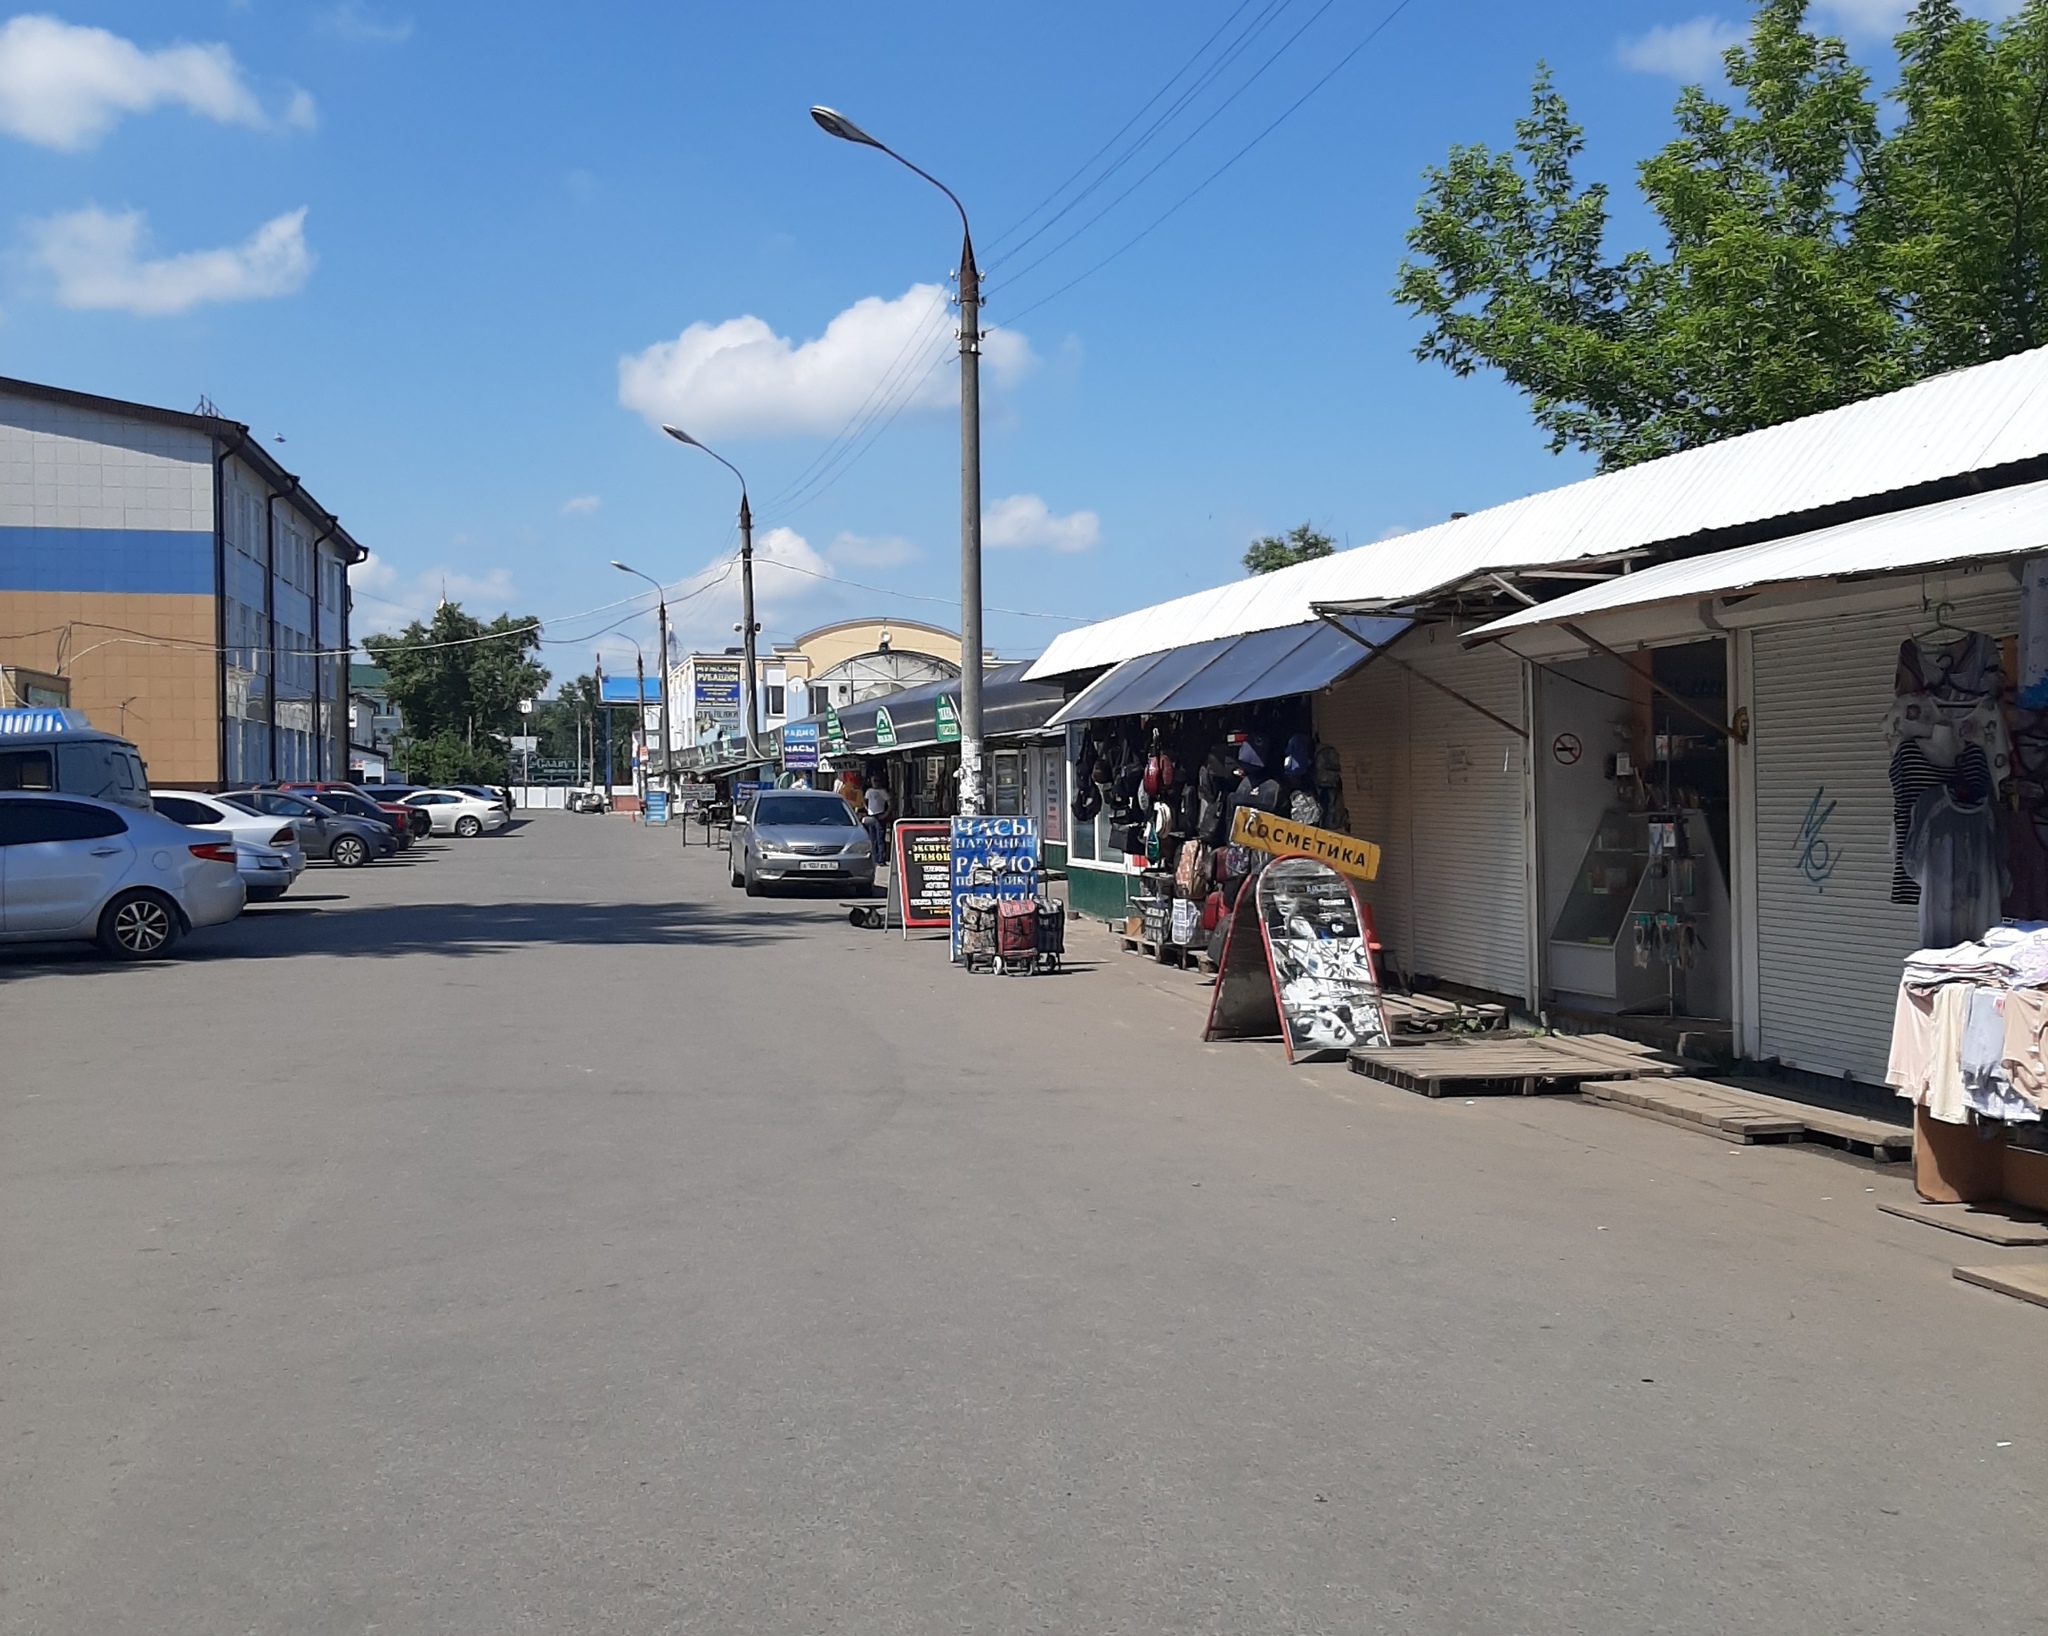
(280, 782), (416, 847)
(358, 784), (435, 837)
(221, 789), (398, 869)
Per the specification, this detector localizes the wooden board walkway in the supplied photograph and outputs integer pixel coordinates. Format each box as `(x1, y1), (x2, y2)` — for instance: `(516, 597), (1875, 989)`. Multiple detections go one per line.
(1953, 1263), (2048, 1310)
(1583, 1077), (1914, 1160)
(1878, 1199), (2048, 1246)
(1349, 1032), (1685, 1098)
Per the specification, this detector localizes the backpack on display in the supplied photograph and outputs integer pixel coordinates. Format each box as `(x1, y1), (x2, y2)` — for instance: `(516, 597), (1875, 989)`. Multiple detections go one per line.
(1107, 821), (1145, 855)
(1288, 790), (1322, 826)
(1314, 743), (1344, 790)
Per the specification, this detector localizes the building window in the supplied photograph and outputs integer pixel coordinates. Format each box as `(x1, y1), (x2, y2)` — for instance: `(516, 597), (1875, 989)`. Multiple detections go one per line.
(993, 750), (1023, 815)
(765, 685), (786, 718)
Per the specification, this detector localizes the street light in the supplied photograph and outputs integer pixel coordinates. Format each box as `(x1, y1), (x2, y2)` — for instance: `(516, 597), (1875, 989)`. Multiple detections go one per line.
(810, 104), (986, 815)
(661, 426), (760, 762)
(611, 561), (674, 806)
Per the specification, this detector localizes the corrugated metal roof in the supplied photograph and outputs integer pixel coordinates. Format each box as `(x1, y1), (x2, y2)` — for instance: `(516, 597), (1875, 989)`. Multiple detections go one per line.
(1024, 345), (2048, 680)
(1464, 476), (2048, 642)
(1047, 617), (1406, 726)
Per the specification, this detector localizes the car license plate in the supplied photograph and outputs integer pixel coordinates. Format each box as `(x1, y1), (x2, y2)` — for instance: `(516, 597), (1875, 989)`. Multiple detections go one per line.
(798, 860), (838, 872)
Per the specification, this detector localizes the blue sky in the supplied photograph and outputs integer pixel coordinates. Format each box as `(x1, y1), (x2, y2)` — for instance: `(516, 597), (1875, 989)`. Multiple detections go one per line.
(0, 1), (1955, 684)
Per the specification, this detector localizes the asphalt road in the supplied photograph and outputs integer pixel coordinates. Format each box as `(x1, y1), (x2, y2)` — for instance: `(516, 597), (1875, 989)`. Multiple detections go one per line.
(2, 813), (2041, 1634)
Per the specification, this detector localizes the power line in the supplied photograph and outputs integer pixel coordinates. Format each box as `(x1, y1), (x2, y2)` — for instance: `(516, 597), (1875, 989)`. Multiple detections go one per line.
(991, 0), (1345, 293)
(764, 557), (1089, 622)
(999, 0), (1419, 326)
(759, 340), (959, 526)
(985, 0), (1284, 267)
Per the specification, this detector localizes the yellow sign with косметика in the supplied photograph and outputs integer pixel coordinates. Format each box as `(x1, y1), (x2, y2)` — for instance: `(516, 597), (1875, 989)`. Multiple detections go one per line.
(1229, 806), (1382, 882)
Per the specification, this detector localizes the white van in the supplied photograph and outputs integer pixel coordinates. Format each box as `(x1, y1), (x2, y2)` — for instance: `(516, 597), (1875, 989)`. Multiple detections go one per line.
(0, 709), (153, 811)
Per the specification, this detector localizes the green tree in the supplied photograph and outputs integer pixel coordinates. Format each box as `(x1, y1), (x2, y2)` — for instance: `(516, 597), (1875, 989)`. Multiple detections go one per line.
(1874, 1), (2048, 370)
(1244, 523), (1336, 575)
(361, 602), (549, 783)
(534, 673), (630, 781)
(1394, 0), (2048, 470)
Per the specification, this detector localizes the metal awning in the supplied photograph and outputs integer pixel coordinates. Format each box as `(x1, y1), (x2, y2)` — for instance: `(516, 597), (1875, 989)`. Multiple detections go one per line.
(1047, 617), (1409, 727)
(1464, 476), (2048, 647)
(779, 662), (1064, 756)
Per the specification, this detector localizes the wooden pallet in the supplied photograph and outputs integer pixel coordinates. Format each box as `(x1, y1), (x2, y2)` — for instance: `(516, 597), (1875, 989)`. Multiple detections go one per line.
(1583, 1077), (1914, 1159)
(1381, 992), (1511, 1036)
(1349, 1032), (1686, 1098)
(1953, 1263), (2048, 1309)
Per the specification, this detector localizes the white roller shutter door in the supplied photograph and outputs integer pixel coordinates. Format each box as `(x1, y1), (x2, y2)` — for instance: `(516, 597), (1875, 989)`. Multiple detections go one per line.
(1316, 627), (1531, 1002)
(1750, 595), (2014, 1080)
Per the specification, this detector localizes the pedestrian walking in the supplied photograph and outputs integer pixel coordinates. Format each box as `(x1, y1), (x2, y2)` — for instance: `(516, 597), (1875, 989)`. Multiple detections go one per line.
(862, 777), (892, 862)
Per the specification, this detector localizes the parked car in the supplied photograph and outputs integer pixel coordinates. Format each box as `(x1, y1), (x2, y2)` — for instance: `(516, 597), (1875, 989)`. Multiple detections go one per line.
(0, 708), (151, 809)
(567, 789), (610, 813)
(730, 788), (873, 896)
(220, 789), (398, 868)
(0, 790), (244, 958)
(400, 788), (509, 837)
(152, 790), (307, 901)
(279, 782), (415, 848)
(357, 784), (434, 837)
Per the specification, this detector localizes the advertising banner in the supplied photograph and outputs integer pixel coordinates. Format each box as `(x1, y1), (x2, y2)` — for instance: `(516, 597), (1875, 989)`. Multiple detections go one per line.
(935, 694), (961, 744)
(1204, 855), (1388, 1063)
(693, 659), (743, 734)
(1228, 806), (1381, 882)
(782, 720), (820, 770)
(644, 790), (670, 825)
(948, 815), (1039, 960)
(824, 705), (848, 753)
(893, 820), (953, 932)
(874, 705), (898, 748)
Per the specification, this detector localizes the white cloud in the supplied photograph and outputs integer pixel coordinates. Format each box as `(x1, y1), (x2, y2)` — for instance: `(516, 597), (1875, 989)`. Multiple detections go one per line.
(318, 4), (415, 44)
(983, 493), (1099, 554)
(349, 553), (520, 632)
(284, 87), (317, 132)
(32, 205), (313, 316)
(1617, 16), (1745, 78)
(827, 531), (918, 569)
(618, 283), (1036, 438)
(560, 494), (602, 516)
(0, 14), (290, 150)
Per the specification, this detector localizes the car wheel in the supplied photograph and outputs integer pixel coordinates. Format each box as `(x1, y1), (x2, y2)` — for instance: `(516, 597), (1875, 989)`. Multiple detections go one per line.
(330, 835), (369, 868)
(97, 890), (182, 959)
(743, 863), (763, 897)
(730, 853), (744, 888)
(455, 815), (483, 838)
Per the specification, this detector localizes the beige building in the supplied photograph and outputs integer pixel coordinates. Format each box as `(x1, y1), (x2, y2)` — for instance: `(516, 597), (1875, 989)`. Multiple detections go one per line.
(668, 618), (976, 754)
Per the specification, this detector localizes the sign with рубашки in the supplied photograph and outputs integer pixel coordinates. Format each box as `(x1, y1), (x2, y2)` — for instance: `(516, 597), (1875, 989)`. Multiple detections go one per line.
(1228, 806), (1381, 882)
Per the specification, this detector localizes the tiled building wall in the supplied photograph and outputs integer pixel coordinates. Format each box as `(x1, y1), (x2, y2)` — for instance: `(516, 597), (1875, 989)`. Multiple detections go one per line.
(0, 590), (219, 784)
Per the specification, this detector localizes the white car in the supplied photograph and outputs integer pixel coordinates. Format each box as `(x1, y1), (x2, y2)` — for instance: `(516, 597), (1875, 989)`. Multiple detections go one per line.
(0, 791), (246, 958)
(400, 788), (509, 837)
(152, 790), (307, 901)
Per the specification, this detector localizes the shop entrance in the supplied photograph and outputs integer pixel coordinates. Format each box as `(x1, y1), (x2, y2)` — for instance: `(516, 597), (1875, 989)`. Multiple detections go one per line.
(1536, 637), (1733, 1026)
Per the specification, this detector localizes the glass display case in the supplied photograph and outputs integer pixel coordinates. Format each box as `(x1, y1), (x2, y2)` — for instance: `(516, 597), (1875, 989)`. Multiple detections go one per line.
(1552, 811), (1652, 947)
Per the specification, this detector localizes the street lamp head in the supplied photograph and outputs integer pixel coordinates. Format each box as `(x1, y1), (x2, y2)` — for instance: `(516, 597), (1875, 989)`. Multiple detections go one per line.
(810, 105), (881, 148)
(610, 559), (634, 575)
(661, 425), (701, 449)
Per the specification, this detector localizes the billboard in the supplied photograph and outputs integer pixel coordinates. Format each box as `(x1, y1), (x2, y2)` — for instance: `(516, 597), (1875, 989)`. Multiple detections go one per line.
(692, 659), (743, 739)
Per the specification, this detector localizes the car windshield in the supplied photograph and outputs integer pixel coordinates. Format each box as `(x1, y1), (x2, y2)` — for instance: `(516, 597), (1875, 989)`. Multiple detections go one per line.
(754, 795), (855, 827)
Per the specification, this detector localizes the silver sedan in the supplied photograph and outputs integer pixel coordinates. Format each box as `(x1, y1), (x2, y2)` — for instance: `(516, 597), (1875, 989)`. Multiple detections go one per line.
(731, 790), (875, 897)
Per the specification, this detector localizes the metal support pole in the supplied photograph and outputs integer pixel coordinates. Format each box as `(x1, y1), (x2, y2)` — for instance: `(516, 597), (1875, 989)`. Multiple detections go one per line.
(655, 594), (675, 802)
(740, 492), (760, 761)
(957, 230), (985, 815)
(635, 649), (648, 812)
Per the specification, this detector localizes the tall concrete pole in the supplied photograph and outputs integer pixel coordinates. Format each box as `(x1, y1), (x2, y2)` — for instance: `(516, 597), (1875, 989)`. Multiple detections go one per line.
(739, 490), (760, 760)
(809, 106), (985, 815)
(956, 229), (984, 815)
(654, 591), (674, 803)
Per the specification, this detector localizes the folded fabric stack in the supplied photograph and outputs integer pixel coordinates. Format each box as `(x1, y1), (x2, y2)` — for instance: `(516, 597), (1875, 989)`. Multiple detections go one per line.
(1888, 925), (2048, 1126)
